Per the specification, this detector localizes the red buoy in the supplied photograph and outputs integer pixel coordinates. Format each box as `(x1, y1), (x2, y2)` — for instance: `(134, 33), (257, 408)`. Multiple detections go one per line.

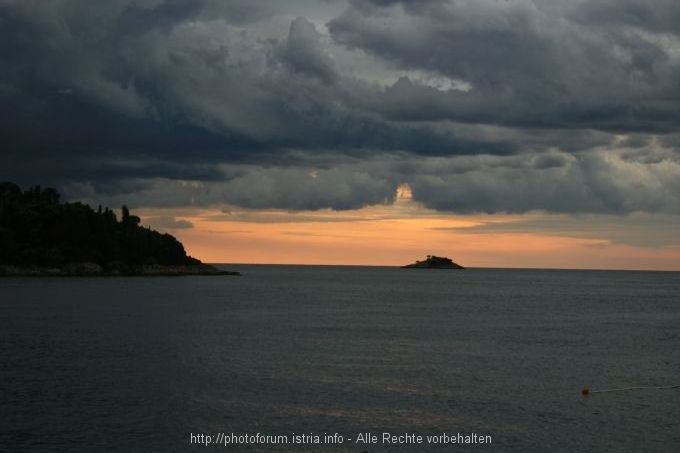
(581, 387), (590, 396)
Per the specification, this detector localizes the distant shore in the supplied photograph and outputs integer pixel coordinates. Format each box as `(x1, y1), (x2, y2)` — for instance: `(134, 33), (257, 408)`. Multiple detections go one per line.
(0, 263), (241, 277)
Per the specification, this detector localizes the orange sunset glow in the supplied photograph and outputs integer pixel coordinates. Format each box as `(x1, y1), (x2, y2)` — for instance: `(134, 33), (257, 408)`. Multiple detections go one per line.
(142, 186), (680, 270)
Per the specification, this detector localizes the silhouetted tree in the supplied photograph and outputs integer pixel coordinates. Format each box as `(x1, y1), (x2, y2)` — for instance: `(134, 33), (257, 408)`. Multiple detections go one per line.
(0, 182), (200, 268)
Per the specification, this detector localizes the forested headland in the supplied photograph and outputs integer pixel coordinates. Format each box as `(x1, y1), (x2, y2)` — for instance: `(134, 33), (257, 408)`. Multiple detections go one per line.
(0, 182), (237, 276)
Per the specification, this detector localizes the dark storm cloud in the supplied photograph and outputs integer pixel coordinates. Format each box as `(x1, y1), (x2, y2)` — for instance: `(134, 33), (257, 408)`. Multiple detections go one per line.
(145, 216), (194, 230)
(406, 150), (680, 215)
(0, 1), (517, 178)
(569, 0), (680, 34)
(1, 0), (679, 213)
(60, 148), (680, 216)
(284, 17), (338, 83)
(62, 166), (398, 211)
(348, 0), (447, 14)
(329, 0), (680, 131)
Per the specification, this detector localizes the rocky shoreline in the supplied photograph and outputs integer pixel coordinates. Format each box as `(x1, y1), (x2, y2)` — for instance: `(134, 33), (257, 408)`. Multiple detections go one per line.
(0, 263), (241, 277)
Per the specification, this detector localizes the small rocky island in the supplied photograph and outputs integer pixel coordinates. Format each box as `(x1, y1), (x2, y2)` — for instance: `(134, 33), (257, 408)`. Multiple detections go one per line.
(402, 255), (464, 269)
(0, 182), (239, 277)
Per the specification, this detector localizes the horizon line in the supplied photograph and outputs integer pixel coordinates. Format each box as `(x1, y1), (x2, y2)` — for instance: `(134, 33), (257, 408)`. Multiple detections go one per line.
(210, 262), (680, 273)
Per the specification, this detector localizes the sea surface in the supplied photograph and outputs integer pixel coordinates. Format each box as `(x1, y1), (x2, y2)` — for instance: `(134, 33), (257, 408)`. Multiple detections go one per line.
(1, 266), (679, 452)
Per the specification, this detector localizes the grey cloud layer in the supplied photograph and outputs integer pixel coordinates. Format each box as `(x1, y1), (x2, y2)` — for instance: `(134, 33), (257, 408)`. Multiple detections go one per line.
(1, 0), (679, 214)
(64, 148), (680, 215)
(329, 0), (680, 130)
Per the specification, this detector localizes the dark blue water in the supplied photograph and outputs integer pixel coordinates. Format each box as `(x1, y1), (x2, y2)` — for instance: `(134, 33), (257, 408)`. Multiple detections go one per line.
(2, 267), (679, 452)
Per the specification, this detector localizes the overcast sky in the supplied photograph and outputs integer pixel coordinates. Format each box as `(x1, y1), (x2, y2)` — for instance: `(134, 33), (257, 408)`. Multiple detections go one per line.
(2, 0), (679, 267)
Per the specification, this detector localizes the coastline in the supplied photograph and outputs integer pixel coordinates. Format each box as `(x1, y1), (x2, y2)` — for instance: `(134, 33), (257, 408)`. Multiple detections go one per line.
(0, 263), (241, 277)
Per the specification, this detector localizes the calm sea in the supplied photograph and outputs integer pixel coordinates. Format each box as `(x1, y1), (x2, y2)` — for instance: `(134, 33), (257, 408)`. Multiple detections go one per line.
(1, 266), (679, 452)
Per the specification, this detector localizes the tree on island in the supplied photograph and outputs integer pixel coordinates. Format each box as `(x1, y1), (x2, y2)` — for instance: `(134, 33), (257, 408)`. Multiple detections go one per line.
(0, 182), (200, 270)
(402, 255), (464, 269)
